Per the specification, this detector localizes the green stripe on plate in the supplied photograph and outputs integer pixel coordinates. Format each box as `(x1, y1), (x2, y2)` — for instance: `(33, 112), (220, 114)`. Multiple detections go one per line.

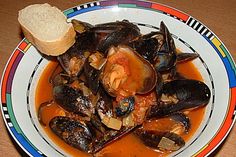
(64, 9), (74, 16)
(119, 4), (162, 13)
(6, 94), (38, 150)
(220, 45), (236, 73)
(136, 6), (163, 13)
(144, 7), (163, 13)
(6, 94), (22, 133)
(118, 4), (137, 8)
(24, 38), (29, 44)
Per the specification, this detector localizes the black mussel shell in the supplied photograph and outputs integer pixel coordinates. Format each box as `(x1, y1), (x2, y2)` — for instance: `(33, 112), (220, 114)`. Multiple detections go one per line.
(115, 96), (135, 117)
(49, 116), (94, 153)
(53, 85), (94, 117)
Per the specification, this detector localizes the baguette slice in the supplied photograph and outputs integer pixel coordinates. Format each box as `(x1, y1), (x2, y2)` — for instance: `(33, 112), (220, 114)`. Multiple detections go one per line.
(18, 3), (76, 56)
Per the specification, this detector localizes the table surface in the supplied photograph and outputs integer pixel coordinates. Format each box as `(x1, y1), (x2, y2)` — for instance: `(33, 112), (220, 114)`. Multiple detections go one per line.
(0, 0), (235, 156)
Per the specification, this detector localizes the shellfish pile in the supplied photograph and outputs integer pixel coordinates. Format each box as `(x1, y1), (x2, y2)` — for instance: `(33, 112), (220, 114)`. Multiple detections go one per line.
(38, 20), (211, 154)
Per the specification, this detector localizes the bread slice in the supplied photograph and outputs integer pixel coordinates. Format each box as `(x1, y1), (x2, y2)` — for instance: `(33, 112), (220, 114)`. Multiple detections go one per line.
(18, 3), (76, 56)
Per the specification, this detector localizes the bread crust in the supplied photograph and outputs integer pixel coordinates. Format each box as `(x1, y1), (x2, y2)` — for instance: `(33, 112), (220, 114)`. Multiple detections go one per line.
(20, 24), (76, 56)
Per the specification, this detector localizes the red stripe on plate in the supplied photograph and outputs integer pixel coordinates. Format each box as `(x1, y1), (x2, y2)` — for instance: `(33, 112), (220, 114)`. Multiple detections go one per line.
(197, 87), (236, 156)
(151, 3), (189, 21)
(18, 41), (27, 51)
(1, 49), (20, 104)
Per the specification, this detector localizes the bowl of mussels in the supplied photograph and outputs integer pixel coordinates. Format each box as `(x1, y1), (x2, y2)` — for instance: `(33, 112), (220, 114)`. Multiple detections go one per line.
(1, 1), (236, 157)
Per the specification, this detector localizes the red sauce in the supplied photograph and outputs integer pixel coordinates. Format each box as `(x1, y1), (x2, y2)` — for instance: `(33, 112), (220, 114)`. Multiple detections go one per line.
(35, 60), (205, 157)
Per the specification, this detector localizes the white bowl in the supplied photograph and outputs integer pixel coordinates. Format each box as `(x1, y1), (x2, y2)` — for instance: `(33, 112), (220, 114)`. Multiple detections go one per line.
(1, 1), (236, 157)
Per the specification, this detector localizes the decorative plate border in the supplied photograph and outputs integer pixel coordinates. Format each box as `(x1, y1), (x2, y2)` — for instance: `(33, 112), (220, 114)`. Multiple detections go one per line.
(0, 39), (44, 156)
(1, 0), (236, 157)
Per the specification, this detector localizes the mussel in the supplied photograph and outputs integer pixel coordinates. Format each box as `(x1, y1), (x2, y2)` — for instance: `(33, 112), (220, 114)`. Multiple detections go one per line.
(73, 19), (141, 55)
(82, 51), (107, 94)
(96, 87), (123, 130)
(115, 96), (135, 117)
(148, 79), (211, 118)
(129, 21), (177, 73)
(57, 31), (95, 76)
(100, 45), (157, 97)
(135, 112), (190, 151)
(176, 53), (199, 63)
(129, 31), (164, 62)
(53, 81), (96, 118)
(143, 112), (190, 134)
(136, 130), (185, 151)
(94, 20), (141, 53)
(50, 116), (94, 153)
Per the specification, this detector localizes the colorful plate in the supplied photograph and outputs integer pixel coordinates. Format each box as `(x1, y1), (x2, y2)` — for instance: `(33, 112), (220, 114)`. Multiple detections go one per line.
(1, 1), (236, 156)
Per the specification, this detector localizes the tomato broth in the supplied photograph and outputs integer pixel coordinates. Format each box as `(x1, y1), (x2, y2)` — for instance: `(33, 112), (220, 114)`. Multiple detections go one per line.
(35, 61), (205, 157)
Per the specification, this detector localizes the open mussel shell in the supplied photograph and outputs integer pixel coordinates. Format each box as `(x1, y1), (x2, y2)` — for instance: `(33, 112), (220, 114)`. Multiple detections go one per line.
(176, 52), (199, 63)
(129, 21), (178, 73)
(159, 21), (175, 54)
(135, 130), (185, 152)
(51, 72), (71, 87)
(153, 21), (177, 72)
(57, 52), (86, 77)
(170, 113), (191, 133)
(83, 58), (102, 95)
(143, 112), (191, 134)
(71, 19), (93, 34)
(96, 21), (141, 53)
(154, 51), (177, 72)
(129, 31), (164, 63)
(96, 87), (114, 117)
(100, 45), (157, 97)
(57, 32), (95, 76)
(72, 19), (141, 55)
(135, 113), (189, 152)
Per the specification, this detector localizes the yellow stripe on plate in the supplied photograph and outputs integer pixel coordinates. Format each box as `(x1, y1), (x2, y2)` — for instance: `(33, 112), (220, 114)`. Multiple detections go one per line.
(212, 37), (226, 57)
(192, 144), (208, 157)
(23, 43), (32, 52)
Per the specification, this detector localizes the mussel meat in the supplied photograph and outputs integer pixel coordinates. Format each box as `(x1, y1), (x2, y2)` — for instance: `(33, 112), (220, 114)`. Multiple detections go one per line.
(101, 45), (157, 97)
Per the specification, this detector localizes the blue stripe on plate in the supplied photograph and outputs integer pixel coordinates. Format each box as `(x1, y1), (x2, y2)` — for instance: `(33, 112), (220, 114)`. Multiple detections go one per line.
(66, 6), (103, 18)
(10, 127), (42, 157)
(203, 35), (236, 88)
